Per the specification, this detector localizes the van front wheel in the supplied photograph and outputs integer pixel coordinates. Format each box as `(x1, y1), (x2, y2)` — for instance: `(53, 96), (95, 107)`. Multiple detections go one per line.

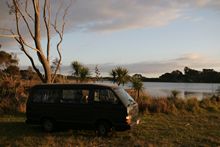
(97, 121), (110, 136)
(42, 119), (54, 132)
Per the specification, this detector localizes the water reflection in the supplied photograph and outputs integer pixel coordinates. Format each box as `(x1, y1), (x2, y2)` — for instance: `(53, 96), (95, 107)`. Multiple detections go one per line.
(98, 81), (220, 99)
(142, 82), (220, 99)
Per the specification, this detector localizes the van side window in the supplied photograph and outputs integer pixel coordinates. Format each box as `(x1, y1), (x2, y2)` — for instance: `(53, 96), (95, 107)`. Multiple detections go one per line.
(31, 89), (60, 103)
(31, 89), (42, 103)
(43, 90), (60, 103)
(94, 89), (119, 104)
(62, 89), (90, 104)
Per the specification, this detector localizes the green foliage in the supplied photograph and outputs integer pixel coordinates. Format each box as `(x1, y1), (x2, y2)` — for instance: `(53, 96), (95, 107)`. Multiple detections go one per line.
(0, 51), (20, 79)
(20, 66), (34, 80)
(71, 61), (81, 78)
(110, 67), (129, 86)
(158, 66), (220, 83)
(160, 70), (184, 82)
(131, 76), (144, 99)
(4, 65), (20, 76)
(71, 61), (90, 82)
(110, 69), (117, 84)
(79, 67), (90, 82)
(0, 51), (18, 70)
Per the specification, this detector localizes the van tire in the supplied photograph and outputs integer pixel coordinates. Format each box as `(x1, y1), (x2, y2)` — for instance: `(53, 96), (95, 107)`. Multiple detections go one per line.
(97, 121), (110, 137)
(42, 119), (54, 132)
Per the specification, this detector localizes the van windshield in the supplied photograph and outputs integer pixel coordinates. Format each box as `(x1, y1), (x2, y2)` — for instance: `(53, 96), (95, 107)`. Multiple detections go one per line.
(114, 87), (136, 107)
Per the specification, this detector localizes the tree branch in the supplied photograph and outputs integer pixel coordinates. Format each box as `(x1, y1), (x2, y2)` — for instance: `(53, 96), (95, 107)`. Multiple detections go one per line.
(14, 0), (34, 40)
(43, 0), (51, 61)
(20, 43), (45, 82)
(51, 2), (71, 82)
(0, 34), (18, 38)
(25, 0), (34, 22)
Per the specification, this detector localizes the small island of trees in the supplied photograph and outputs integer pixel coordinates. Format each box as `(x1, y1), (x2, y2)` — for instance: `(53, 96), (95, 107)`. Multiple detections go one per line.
(141, 67), (220, 83)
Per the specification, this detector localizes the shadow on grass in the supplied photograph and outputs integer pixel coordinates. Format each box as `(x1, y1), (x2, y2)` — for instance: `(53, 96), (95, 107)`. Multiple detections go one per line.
(0, 121), (99, 139)
(0, 122), (42, 137)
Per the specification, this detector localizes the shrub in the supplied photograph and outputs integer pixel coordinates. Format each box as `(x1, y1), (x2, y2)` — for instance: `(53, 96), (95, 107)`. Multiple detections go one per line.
(0, 78), (28, 114)
(0, 97), (18, 114)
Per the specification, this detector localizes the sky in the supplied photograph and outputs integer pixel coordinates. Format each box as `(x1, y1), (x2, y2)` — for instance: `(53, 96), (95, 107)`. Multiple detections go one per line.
(0, 0), (220, 77)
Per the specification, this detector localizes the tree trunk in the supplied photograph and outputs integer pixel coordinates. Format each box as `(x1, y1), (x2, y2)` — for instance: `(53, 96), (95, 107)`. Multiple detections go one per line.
(33, 0), (51, 83)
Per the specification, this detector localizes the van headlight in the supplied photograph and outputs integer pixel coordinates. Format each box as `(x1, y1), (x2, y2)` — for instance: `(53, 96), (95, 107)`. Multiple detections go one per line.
(126, 115), (132, 124)
(127, 107), (131, 114)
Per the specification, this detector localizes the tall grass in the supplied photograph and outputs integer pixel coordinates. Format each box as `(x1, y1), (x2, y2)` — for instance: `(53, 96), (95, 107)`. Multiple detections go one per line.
(134, 93), (220, 114)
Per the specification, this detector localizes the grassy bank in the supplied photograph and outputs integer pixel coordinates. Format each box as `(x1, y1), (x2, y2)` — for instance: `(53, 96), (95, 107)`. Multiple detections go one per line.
(0, 112), (220, 146)
(1, 81), (220, 146)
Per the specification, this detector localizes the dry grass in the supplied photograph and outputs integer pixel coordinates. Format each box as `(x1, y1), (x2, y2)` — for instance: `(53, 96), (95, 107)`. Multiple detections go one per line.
(0, 112), (220, 146)
(1, 80), (220, 146)
(135, 93), (220, 114)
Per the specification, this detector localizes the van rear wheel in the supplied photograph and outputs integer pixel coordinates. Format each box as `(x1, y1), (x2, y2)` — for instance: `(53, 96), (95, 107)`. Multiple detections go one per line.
(42, 119), (54, 132)
(97, 121), (110, 137)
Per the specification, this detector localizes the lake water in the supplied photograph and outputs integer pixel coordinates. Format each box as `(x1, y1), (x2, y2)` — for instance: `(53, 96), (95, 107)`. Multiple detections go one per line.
(137, 82), (220, 99)
(98, 81), (220, 99)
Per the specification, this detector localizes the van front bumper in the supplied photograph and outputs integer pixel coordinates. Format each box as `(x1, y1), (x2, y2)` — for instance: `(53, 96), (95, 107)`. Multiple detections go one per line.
(115, 118), (140, 131)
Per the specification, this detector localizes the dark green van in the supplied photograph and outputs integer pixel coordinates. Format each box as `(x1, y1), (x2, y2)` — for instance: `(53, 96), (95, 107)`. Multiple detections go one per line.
(26, 83), (139, 136)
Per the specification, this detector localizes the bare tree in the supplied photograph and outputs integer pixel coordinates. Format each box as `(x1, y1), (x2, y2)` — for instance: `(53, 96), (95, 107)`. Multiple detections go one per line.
(5, 0), (71, 83)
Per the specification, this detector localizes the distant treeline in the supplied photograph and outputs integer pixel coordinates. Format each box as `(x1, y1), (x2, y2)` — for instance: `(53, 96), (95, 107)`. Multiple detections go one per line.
(141, 67), (220, 83)
(19, 66), (220, 83)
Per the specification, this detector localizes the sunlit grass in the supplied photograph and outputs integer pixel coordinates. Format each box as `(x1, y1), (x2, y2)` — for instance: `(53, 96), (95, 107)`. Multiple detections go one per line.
(0, 112), (220, 146)
(1, 83), (220, 146)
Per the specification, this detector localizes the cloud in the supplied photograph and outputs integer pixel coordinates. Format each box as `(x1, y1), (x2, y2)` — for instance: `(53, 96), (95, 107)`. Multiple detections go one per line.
(69, 0), (181, 32)
(20, 52), (220, 77)
(171, 53), (220, 69)
(1, 0), (220, 33)
(66, 0), (220, 32)
(80, 53), (220, 77)
(174, 53), (202, 61)
(1, 0), (220, 47)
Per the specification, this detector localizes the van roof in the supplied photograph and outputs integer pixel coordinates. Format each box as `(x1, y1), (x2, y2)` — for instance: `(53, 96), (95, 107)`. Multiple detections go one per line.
(31, 83), (119, 89)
